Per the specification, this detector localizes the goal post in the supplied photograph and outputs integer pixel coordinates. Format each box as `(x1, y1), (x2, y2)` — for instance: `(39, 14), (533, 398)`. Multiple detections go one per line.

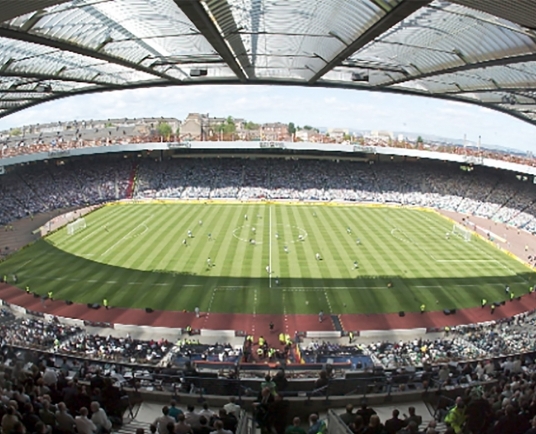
(452, 224), (471, 242)
(67, 218), (87, 235)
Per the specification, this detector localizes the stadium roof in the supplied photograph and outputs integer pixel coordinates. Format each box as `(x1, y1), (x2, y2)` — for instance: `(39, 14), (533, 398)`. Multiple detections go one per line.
(2, 0), (536, 125)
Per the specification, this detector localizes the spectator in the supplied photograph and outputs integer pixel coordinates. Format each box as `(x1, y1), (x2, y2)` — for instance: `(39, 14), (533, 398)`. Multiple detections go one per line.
(285, 417), (306, 434)
(2, 406), (19, 434)
(444, 398), (466, 434)
(13, 421), (26, 434)
(153, 407), (177, 434)
(307, 414), (325, 434)
(184, 406), (201, 430)
(34, 422), (48, 434)
(39, 400), (56, 429)
(384, 409), (405, 434)
(193, 417), (211, 434)
(22, 404), (40, 433)
(525, 416), (536, 434)
(90, 402), (112, 433)
(216, 409), (237, 433)
(42, 368), (57, 388)
(174, 414), (192, 434)
(223, 398), (240, 418)
(56, 402), (75, 434)
(199, 403), (214, 420)
(403, 407), (421, 428)
(254, 388), (274, 433)
(168, 400), (183, 422)
(75, 407), (96, 434)
(339, 404), (354, 426)
(398, 421), (419, 434)
(356, 402), (377, 426)
(350, 415), (366, 434)
(210, 420), (232, 434)
(261, 375), (276, 395)
(363, 415), (384, 434)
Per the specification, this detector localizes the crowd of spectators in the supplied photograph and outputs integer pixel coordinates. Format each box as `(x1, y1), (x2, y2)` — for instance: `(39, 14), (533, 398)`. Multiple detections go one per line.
(134, 159), (536, 235)
(58, 335), (172, 364)
(330, 351), (536, 433)
(0, 347), (128, 434)
(3, 157), (536, 239)
(344, 314), (536, 369)
(0, 316), (83, 350)
(175, 342), (240, 365)
(0, 159), (131, 225)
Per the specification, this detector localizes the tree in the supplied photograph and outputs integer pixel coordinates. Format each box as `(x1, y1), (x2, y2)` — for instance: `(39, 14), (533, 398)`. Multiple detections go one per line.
(222, 116), (236, 134)
(288, 122), (296, 135)
(176, 125), (181, 138)
(303, 125), (313, 130)
(10, 127), (22, 136)
(157, 121), (172, 140)
(244, 121), (259, 130)
(417, 135), (424, 144)
(343, 133), (352, 142)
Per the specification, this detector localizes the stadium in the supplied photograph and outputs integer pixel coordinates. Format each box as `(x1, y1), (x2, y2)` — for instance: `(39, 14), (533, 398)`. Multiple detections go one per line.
(2, 1), (536, 434)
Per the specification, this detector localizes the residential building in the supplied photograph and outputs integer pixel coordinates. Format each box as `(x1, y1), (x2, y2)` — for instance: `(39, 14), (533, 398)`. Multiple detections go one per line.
(260, 122), (289, 141)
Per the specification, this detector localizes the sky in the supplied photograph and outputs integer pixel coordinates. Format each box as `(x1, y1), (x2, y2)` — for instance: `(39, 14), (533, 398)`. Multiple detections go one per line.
(1, 84), (536, 152)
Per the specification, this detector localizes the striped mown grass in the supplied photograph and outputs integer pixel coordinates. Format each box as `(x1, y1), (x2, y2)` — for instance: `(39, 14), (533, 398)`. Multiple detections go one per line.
(0, 202), (533, 315)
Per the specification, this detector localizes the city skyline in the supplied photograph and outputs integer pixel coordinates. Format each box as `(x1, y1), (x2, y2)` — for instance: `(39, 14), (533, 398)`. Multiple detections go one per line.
(1, 85), (536, 152)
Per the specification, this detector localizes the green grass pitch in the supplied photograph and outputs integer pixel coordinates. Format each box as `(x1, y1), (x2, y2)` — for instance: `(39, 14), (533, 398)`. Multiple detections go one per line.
(0, 202), (533, 315)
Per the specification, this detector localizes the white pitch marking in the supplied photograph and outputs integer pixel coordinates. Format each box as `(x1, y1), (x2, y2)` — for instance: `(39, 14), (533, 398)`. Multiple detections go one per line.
(269, 206), (272, 288)
(101, 222), (149, 256)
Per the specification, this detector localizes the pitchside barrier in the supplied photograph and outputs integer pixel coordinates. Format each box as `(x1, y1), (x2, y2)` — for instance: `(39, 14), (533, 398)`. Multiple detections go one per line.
(360, 328), (427, 338)
(200, 329), (235, 338)
(305, 331), (342, 339)
(114, 323), (181, 338)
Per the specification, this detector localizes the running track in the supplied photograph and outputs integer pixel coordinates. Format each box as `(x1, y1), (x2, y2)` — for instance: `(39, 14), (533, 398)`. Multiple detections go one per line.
(1, 282), (536, 334)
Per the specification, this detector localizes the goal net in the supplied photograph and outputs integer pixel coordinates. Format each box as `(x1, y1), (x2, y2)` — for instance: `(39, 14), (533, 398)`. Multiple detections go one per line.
(67, 218), (87, 235)
(452, 224), (471, 242)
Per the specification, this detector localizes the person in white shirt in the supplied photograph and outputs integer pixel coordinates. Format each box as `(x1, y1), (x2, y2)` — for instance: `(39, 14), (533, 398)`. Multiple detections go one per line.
(223, 397), (240, 417)
(75, 407), (97, 434)
(90, 402), (112, 433)
(42, 368), (57, 387)
(199, 403), (214, 420)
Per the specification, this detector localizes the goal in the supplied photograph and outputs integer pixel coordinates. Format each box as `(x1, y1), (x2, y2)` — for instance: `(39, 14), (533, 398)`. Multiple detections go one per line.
(67, 218), (87, 235)
(452, 224), (471, 242)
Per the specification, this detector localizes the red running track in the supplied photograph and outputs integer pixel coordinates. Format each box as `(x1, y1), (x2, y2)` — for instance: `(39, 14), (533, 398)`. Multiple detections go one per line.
(2, 283), (536, 335)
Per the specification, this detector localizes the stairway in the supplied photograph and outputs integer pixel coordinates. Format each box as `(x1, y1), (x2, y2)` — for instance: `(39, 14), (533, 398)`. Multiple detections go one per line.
(331, 315), (343, 332)
(126, 162), (140, 199)
(116, 419), (150, 434)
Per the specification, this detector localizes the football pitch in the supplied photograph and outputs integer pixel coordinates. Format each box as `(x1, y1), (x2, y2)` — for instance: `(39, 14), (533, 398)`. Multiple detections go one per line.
(0, 202), (534, 316)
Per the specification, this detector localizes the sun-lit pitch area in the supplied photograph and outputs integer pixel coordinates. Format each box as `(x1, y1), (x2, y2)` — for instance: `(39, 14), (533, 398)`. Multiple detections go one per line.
(0, 203), (532, 315)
